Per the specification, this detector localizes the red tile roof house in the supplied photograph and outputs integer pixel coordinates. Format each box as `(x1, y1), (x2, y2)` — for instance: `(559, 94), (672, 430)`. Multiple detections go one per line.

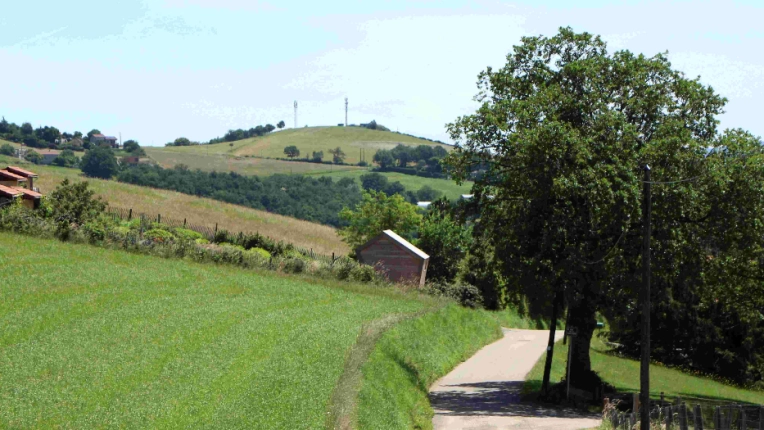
(90, 134), (119, 148)
(0, 167), (42, 209)
(5, 166), (39, 191)
(356, 229), (430, 287)
(0, 169), (28, 189)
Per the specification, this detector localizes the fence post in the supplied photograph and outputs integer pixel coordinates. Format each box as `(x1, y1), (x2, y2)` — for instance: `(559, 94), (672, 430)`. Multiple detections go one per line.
(183, 218), (186, 227)
(666, 405), (674, 429)
(759, 406), (763, 430)
(714, 406), (722, 430)
(694, 405), (704, 430)
(678, 403), (688, 430)
(128, 208), (132, 221)
(157, 213), (161, 223)
(660, 392), (665, 407)
(740, 406), (747, 430)
(215, 223), (218, 235)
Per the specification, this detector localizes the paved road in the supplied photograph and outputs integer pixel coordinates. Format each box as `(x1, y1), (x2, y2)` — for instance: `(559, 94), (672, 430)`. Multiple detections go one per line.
(429, 328), (602, 430)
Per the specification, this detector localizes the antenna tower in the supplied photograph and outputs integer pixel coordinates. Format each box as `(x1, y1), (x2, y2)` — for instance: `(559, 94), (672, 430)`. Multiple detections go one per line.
(294, 101), (298, 129)
(344, 97), (348, 127)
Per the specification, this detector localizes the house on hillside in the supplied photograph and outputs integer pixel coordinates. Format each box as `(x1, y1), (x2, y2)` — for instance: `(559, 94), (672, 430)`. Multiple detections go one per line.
(356, 230), (429, 287)
(0, 169), (28, 188)
(5, 166), (39, 191)
(91, 134), (119, 148)
(0, 184), (22, 207)
(35, 149), (60, 165)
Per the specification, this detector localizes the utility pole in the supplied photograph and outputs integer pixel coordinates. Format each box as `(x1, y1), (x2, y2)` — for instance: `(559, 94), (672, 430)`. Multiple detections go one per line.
(294, 101), (298, 129)
(541, 290), (562, 396)
(640, 165), (652, 430)
(345, 97), (348, 127)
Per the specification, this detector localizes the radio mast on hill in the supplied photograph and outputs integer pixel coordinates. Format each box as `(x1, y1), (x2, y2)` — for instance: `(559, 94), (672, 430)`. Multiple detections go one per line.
(344, 97), (348, 127)
(294, 101), (298, 129)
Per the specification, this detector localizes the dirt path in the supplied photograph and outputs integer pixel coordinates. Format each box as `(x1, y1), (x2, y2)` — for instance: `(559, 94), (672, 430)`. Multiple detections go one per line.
(429, 328), (602, 430)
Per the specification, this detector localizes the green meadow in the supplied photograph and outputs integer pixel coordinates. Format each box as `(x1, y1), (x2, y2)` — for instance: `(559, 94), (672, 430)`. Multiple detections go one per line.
(0, 232), (431, 428)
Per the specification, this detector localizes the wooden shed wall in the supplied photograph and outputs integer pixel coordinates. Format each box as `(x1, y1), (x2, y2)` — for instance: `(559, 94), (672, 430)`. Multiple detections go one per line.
(358, 236), (426, 285)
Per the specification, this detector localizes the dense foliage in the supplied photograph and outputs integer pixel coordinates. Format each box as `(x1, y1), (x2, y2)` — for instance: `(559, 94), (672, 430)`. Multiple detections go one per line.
(81, 146), (119, 179)
(116, 164), (363, 227)
(445, 27), (764, 387)
(338, 190), (422, 250)
(0, 116), (109, 151)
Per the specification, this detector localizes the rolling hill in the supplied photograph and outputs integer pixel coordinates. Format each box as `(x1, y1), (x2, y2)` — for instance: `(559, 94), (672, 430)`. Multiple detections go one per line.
(152, 126), (452, 165)
(0, 154), (349, 255)
(144, 126), (472, 200)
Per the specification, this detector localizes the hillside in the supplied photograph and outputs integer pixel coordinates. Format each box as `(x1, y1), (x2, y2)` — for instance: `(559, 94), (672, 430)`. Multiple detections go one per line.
(152, 126), (452, 165)
(0, 154), (349, 255)
(0, 232), (429, 428)
(144, 126), (471, 200)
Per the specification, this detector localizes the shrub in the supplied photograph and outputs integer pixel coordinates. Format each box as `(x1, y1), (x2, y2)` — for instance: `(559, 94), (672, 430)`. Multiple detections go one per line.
(173, 227), (203, 241)
(282, 257), (306, 274)
(425, 282), (484, 309)
(143, 228), (175, 243)
(246, 247), (271, 260)
(349, 264), (378, 283)
(49, 179), (106, 241)
(195, 238), (209, 245)
(0, 143), (14, 156)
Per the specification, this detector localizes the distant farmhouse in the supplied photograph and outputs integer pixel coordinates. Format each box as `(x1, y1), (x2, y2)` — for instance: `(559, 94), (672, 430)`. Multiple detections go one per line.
(357, 230), (430, 287)
(91, 134), (119, 148)
(0, 166), (42, 209)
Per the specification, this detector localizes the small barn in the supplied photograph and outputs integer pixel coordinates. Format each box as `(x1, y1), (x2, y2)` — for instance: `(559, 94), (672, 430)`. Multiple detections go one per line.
(356, 230), (429, 287)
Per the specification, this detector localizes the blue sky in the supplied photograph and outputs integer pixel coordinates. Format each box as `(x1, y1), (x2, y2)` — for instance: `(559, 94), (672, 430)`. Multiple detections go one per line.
(1, 0), (761, 146)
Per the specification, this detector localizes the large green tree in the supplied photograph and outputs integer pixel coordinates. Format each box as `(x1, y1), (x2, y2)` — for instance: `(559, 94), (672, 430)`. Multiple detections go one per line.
(338, 190), (422, 250)
(445, 27), (764, 388)
(81, 146), (118, 179)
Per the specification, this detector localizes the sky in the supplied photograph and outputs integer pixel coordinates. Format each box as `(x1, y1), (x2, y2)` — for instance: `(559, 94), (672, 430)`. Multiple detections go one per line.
(0, 0), (762, 146)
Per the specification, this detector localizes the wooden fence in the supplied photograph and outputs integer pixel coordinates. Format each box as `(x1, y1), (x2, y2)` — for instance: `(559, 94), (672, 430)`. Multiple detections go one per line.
(104, 206), (339, 263)
(607, 399), (764, 429)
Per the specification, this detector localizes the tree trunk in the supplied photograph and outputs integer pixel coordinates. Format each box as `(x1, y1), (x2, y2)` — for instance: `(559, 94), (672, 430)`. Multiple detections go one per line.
(567, 297), (599, 389)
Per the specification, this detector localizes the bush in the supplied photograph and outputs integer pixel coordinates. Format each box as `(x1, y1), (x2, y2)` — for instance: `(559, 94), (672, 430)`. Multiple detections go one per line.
(143, 228), (175, 243)
(282, 257), (306, 274)
(246, 247), (271, 259)
(173, 227), (203, 241)
(24, 149), (42, 164)
(195, 238), (209, 245)
(425, 281), (484, 309)
(80, 146), (118, 179)
(82, 220), (107, 243)
(0, 143), (14, 156)
(349, 264), (379, 283)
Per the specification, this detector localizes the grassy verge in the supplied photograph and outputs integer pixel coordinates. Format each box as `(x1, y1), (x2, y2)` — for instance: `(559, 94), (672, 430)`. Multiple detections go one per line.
(523, 334), (764, 405)
(0, 232), (431, 428)
(0, 154), (349, 255)
(355, 305), (544, 430)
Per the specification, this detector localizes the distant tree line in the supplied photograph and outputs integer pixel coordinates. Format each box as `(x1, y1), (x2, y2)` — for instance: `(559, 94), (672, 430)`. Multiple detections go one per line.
(199, 121), (286, 145)
(116, 164), (363, 227)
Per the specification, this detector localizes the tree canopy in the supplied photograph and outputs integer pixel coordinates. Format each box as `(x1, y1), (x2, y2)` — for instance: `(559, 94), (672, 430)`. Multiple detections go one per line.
(81, 146), (119, 179)
(339, 190), (422, 250)
(445, 27), (764, 387)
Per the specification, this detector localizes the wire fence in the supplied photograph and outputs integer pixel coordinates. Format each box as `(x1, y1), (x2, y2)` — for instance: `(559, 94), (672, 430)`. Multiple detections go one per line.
(607, 398), (764, 429)
(104, 205), (339, 262)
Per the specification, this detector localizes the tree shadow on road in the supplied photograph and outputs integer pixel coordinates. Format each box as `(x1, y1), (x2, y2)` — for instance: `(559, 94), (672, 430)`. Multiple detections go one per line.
(430, 381), (600, 419)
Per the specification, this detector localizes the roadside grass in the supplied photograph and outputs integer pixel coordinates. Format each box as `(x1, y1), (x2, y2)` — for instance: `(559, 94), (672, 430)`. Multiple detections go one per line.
(156, 126), (451, 165)
(0, 232), (435, 429)
(0, 154), (349, 255)
(355, 305), (546, 430)
(523, 334), (764, 406)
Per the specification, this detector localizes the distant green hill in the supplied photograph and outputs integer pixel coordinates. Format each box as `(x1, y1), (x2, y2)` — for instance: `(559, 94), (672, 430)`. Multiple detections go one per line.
(152, 126), (452, 165)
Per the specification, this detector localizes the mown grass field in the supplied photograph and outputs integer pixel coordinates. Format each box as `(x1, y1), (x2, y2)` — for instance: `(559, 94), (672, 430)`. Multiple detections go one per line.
(146, 148), (364, 176)
(308, 169), (472, 201)
(524, 334), (764, 406)
(0, 155), (349, 255)
(0, 232), (434, 429)
(154, 126), (452, 165)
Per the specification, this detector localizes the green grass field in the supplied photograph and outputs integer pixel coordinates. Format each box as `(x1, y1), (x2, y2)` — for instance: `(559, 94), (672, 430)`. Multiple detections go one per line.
(524, 334), (764, 406)
(0, 232), (435, 429)
(153, 126), (452, 165)
(308, 169), (472, 201)
(146, 147), (364, 176)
